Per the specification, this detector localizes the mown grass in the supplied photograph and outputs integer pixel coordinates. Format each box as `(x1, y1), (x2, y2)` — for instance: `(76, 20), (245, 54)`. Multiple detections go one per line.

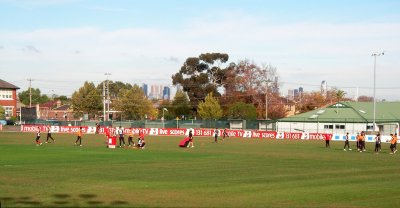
(0, 132), (399, 208)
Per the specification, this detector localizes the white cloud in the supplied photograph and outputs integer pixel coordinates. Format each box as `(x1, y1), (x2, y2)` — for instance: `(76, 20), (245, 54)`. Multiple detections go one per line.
(1, 13), (399, 99)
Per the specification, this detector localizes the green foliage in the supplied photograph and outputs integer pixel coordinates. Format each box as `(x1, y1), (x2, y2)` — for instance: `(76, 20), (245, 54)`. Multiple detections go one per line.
(172, 52), (229, 106)
(227, 102), (257, 119)
(114, 84), (157, 120)
(18, 88), (50, 105)
(53, 95), (70, 103)
(171, 90), (191, 118)
(71, 81), (102, 118)
(197, 92), (222, 120)
(0, 106), (5, 119)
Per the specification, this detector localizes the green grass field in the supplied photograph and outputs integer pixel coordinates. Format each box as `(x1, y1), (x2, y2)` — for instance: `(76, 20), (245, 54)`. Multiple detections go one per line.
(0, 132), (399, 208)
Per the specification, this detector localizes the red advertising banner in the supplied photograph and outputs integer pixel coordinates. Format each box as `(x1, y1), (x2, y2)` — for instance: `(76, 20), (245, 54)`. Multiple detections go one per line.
(20, 125), (332, 140)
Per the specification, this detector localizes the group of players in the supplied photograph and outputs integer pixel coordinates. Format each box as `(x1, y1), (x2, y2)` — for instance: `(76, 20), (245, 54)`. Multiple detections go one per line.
(33, 125), (146, 149)
(104, 126), (146, 149)
(342, 131), (398, 154)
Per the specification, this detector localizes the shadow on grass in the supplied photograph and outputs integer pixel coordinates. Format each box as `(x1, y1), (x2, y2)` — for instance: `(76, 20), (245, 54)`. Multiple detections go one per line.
(0, 193), (131, 207)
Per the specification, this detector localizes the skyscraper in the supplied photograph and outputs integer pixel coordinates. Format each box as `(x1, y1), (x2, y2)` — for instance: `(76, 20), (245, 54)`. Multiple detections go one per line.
(141, 83), (148, 97)
(163, 86), (171, 100)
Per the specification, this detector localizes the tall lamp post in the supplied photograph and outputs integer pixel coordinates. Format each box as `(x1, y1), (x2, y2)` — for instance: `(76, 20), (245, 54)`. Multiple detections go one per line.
(371, 51), (384, 131)
(162, 108), (168, 128)
(104, 72), (111, 121)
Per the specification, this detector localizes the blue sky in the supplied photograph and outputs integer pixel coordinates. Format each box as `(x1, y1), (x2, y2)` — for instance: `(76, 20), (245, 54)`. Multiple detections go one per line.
(0, 0), (399, 100)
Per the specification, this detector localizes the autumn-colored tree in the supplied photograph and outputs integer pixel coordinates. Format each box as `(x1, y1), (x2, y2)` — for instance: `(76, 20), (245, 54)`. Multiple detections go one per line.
(171, 90), (191, 119)
(295, 91), (326, 113)
(222, 60), (279, 119)
(358, 95), (373, 102)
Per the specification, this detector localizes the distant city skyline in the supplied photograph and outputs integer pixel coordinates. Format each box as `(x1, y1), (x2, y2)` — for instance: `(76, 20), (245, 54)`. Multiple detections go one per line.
(1, 0), (399, 100)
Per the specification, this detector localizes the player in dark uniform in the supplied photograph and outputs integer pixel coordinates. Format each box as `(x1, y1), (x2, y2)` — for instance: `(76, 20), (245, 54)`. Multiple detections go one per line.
(45, 125), (55, 143)
(374, 133), (381, 153)
(188, 129), (194, 148)
(35, 126), (42, 146)
(118, 126), (126, 147)
(222, 128), (229, 141)
(343, 132), (351, 151)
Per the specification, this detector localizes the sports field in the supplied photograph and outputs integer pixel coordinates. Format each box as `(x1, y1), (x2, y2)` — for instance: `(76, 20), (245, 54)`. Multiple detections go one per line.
(0, 132), (399, 208)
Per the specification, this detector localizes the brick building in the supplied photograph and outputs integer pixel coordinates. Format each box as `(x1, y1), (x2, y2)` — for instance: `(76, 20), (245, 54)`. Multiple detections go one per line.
(0, 79), (20, 118)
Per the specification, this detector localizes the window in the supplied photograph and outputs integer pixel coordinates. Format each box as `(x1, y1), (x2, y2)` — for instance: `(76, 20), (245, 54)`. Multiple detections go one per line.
(366, 125), (374, 130)
(0, 90), (13, 100)
(335, 124), (345, 129)
(3, 106), (13, 117)
(324, 125), (333, 129)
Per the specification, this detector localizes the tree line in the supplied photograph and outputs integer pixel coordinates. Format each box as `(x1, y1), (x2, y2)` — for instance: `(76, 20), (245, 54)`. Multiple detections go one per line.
(13, 52), (374, 121)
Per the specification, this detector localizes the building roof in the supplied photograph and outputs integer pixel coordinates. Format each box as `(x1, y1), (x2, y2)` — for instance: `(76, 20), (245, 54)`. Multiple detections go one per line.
(0, 79), (20, 89)
(53, 104), (71, 111)
(279, 101), (400, 123)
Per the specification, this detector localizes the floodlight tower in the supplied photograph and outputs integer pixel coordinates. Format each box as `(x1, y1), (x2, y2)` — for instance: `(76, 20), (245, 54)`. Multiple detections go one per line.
(371, 51), (384, 131)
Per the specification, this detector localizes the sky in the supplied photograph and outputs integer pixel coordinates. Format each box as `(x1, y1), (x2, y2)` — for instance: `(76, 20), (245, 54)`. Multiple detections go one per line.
(0, 0), (399, 100)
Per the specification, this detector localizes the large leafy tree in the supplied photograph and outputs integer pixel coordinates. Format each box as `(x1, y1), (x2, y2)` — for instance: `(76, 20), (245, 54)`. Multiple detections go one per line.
(197, 92), (223, 120)
(227, 102), (257, 120)
(71, 81), (102, 118)
(172, 53), (229, 106)
(171, 90), (191, 119)
(18, 88), (50, 105)
(114, 84), (157, 120)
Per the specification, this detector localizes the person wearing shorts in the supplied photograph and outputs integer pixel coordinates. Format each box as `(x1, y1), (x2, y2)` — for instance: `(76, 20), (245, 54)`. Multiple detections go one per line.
(75, 127), (83, 146)
(214, 128), (219, 143)
(343, 132), (351, 151)
(128, 128), (135, 147)
(35, 126), (42, 146)
(188, 129), (194, 148)
(46, 125), (55, 143)
(374, 133), (381, 153)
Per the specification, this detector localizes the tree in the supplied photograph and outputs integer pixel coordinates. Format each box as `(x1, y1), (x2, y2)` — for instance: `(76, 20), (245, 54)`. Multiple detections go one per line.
(296, 91), (326, 113)
(197, 92), (223, 120)
(172, 53), (229, 106)
(171, 90), (191, 119)
(0, 106), (5, 119)
(222, 60), (279, 118)
(18, 88), (50, 105)
(227, 102), (257, 119)
(71, 81), (102, 119)
(358, 95), (373, 102)
(53, 95), (70, 104)
(113, 85), (157, 120)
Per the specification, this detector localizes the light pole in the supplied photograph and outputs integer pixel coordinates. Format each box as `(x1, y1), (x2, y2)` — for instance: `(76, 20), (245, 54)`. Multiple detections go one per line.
(371, 51), (384, 131)
(105, 72), (111, 121)
(162, 108), (168, 128)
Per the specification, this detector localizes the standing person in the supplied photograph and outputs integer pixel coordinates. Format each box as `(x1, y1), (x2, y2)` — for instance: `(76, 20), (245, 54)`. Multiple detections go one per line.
(325, 134), (330, 148)
(188, 129), (194, 148)
(394, 133), (398, 153)
(389, 134), (397, 154)
(118, 126), (126, 147)
(343, 132), (351, 151)
(374, 133), (381, 153)
(214, 128), (219, 143)
(222, 128), (229, 141)
(128, 128), (135, 147)
(35, 126), (42, 146)
(360, 131), (366, 152)
(75, 127), (83, 146)
(356, 133), (360, 151)
(45, 125), (55, 143)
